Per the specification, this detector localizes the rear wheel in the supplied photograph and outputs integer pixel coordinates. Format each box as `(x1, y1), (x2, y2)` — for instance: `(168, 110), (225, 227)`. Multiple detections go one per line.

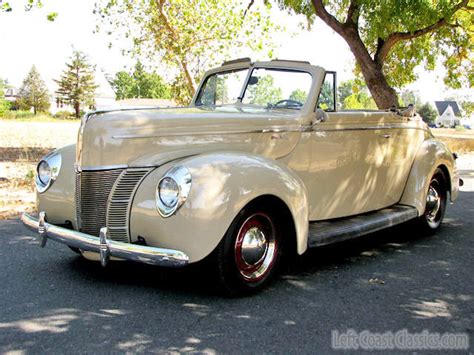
(416, 168), (448, 233)
(215, 207), (282, 295)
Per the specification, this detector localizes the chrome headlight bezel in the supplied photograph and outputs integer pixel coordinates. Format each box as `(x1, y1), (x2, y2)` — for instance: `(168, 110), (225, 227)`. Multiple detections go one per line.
(35, 153), (62, 193)
(156, 166), (192, 218)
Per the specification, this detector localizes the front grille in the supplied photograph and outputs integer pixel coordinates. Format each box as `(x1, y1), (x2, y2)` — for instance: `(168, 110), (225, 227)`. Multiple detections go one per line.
(77, 169), (123, 237)
(106, 169), (151, 242)
(75, 168), (151, 242)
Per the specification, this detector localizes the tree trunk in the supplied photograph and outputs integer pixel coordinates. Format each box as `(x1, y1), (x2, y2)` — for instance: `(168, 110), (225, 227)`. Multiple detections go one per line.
(343, 28), (399, 109)
(356, 56), (399, 109)
(74, 101), (80, 118)
(311, 0), (400, 109)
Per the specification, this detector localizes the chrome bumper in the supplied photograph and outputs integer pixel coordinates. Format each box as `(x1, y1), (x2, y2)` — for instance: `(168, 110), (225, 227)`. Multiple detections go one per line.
(21, 212), (189, 267)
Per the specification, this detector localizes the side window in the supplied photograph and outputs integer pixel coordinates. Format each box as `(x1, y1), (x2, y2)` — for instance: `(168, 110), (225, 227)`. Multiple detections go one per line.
(317, 72), (336, 112)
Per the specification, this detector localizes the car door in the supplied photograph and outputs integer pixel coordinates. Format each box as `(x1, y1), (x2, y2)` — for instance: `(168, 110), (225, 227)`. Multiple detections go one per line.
(307, 73), (394, 220)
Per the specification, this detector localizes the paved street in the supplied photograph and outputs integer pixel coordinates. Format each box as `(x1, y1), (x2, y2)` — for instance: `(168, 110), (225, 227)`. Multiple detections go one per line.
(1, 163), (473, 353)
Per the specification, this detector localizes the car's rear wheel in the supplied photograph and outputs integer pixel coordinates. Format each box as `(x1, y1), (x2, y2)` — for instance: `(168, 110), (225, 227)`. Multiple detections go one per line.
(215, 206), (282, 296)
(416, 168), (448, 233)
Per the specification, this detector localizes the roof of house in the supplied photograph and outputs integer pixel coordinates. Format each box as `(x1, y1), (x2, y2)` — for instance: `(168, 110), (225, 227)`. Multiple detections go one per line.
(434, 101), (462, 117)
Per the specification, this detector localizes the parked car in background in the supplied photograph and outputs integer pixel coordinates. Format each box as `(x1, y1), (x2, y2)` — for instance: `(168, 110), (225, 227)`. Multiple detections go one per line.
(22, 59), (461, 294)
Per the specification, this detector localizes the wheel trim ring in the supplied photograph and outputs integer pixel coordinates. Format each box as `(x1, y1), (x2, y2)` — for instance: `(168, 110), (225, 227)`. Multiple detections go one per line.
(425, 177), (445, 227)
(234, 212), (278, 282)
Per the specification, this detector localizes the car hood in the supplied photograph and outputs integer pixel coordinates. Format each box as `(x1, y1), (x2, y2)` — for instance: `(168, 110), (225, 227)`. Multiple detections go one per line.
(78, 105), (303, 169)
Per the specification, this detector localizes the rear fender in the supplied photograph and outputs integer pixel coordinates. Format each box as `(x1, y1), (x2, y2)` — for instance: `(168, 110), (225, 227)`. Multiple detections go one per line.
(400, 139), (459, 215)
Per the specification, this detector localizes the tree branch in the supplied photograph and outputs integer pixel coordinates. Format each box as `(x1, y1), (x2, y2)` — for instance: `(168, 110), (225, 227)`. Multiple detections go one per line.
(374, 0), (469, 64)
(244, 0), (255, 17)
(345, 0), (359, 25)
(311, 0), (345, 37)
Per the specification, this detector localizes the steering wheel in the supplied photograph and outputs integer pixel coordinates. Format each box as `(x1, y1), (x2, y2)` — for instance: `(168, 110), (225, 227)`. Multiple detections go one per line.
(273, 99), (303, 108)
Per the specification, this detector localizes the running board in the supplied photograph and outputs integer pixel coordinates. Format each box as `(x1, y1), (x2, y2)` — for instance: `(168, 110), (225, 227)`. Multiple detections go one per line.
(308, 205), (418, 248)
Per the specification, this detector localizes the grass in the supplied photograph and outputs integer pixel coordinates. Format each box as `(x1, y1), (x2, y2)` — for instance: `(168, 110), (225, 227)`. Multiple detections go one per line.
(436, 137), (474, 154)
(1, 110), (80, 122)
(0, 119), (80, 149)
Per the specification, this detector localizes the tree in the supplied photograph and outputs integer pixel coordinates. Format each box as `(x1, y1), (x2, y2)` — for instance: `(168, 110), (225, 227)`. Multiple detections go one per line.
(246, 75), (283, 105)
(417, 102), (438, 124)
(277, 0), (474, 109)
(289, 88), (307, 103)
(95, 0), (277, 104)
(17, 65), (50, 114)
(337, 79), (377, 109)
(0, 78), (10, 115)
(399, 89), (421, 108)
(1, 0), (57, 20)
(109, 61), (171, 100)
(55, 51), (98, 118)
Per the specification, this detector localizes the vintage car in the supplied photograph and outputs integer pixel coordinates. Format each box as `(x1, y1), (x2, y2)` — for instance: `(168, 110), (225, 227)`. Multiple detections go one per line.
(22, 58), (461, 294)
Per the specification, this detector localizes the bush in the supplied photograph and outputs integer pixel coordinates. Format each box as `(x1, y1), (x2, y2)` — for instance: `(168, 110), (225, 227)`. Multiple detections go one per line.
(1, 110), (36, 119)
(54, 110), (75, 120)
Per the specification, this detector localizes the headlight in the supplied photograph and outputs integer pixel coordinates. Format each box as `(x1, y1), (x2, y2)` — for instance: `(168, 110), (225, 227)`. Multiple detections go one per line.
(35, 152), (62, 193)
(37, 160), (51, 186)
(156, 166), (192, 217)
(158, 177), (179, 208)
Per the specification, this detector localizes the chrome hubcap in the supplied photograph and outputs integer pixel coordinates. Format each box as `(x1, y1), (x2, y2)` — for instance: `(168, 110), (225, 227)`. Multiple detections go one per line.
(426, 185), (441, 222)
(234, 213), (277, 282)
(241, 227), (268, 265)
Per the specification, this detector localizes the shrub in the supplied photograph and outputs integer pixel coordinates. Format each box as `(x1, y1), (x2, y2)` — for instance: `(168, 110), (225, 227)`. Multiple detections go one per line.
(54, 110), (75, 120)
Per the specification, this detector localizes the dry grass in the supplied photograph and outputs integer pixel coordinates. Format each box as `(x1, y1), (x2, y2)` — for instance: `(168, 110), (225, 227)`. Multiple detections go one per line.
(0, 162), (36, 219)
(436, 137), (474, 154)
(0, 120), (80, 149)
(0, 120), (79, 219)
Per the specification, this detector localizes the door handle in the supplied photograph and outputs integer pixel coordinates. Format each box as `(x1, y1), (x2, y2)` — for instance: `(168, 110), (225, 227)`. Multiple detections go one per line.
(380, 134), (391, 139)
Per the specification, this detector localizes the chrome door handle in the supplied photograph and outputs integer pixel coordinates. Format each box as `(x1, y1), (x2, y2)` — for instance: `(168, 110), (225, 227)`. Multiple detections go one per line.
(380, 134), (391, 139)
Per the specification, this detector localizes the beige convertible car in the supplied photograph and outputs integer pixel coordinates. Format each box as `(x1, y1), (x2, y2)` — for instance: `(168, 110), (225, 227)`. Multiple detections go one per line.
(22, 58), (462, 294)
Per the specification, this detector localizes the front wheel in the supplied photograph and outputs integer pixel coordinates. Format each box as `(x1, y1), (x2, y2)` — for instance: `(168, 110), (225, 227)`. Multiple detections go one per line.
(416, 168), (448, 233)
(215, 207), (282, 295)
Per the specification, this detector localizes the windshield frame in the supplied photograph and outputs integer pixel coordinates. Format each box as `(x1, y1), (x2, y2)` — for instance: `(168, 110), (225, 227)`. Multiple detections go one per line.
(191, 60), (324, 116)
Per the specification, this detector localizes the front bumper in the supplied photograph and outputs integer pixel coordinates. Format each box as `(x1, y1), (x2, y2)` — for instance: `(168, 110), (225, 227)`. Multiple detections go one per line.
(21, 212), (189, 267)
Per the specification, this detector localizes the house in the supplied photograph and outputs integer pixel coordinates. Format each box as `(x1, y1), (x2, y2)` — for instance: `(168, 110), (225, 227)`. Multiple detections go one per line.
(4, 88), (19, 103)
(434, 101), (462, 127)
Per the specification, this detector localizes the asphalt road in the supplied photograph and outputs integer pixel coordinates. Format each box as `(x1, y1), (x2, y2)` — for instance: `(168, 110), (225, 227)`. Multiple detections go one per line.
(1, 171), (473, 353)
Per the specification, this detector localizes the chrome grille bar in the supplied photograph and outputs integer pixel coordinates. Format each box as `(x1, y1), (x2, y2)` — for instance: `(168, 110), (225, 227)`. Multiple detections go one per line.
(106, 169), (151, 242)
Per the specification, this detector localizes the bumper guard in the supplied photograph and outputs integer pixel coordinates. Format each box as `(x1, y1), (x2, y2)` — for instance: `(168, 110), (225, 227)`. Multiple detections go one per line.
(21, 212), (189, 267)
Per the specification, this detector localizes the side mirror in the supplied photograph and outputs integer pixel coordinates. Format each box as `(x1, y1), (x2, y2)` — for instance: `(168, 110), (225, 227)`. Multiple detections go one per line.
(313, 109), (328, 125)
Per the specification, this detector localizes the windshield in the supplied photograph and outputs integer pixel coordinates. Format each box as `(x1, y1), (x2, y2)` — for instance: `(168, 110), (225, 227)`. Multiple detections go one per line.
(242, 68), (312, 109)
(196, 67), (312, 110)
(195, 69), (248, 106)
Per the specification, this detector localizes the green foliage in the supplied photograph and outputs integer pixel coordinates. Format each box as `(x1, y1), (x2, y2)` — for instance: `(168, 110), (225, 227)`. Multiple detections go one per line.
(109, 61), (171, 100)
(17, 65), (50, 114)
(246, 75), (283, 106)
(417, 102), (438, 124)
(53, 110), (75, 120)
(399, 89), (421, 107)
(0, 78), (10, 115)
(337, 79), (377, 109)
(1, 1), (57, 21)
(289, 88), (307, 103)
(460, 101), (474, 116)
(54, 50), (98, 118)
(95, 0), (278, 104)
(318, 81), (334, 110)
(277, 0), (474, 105)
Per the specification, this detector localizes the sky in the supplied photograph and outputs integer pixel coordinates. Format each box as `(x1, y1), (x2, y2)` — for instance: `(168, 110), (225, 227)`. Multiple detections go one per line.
(0, 0), (472, 103)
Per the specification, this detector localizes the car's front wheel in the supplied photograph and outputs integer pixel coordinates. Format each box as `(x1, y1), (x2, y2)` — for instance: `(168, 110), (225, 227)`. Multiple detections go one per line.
(215, 206), (282, 296)
(416, 168), (448, 233)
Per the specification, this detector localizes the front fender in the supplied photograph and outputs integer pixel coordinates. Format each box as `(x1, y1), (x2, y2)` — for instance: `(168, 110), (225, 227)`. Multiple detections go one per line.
(37, 144), (77, 228)
(399, 139), (459, 215)
(130, 152), (309, 263)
